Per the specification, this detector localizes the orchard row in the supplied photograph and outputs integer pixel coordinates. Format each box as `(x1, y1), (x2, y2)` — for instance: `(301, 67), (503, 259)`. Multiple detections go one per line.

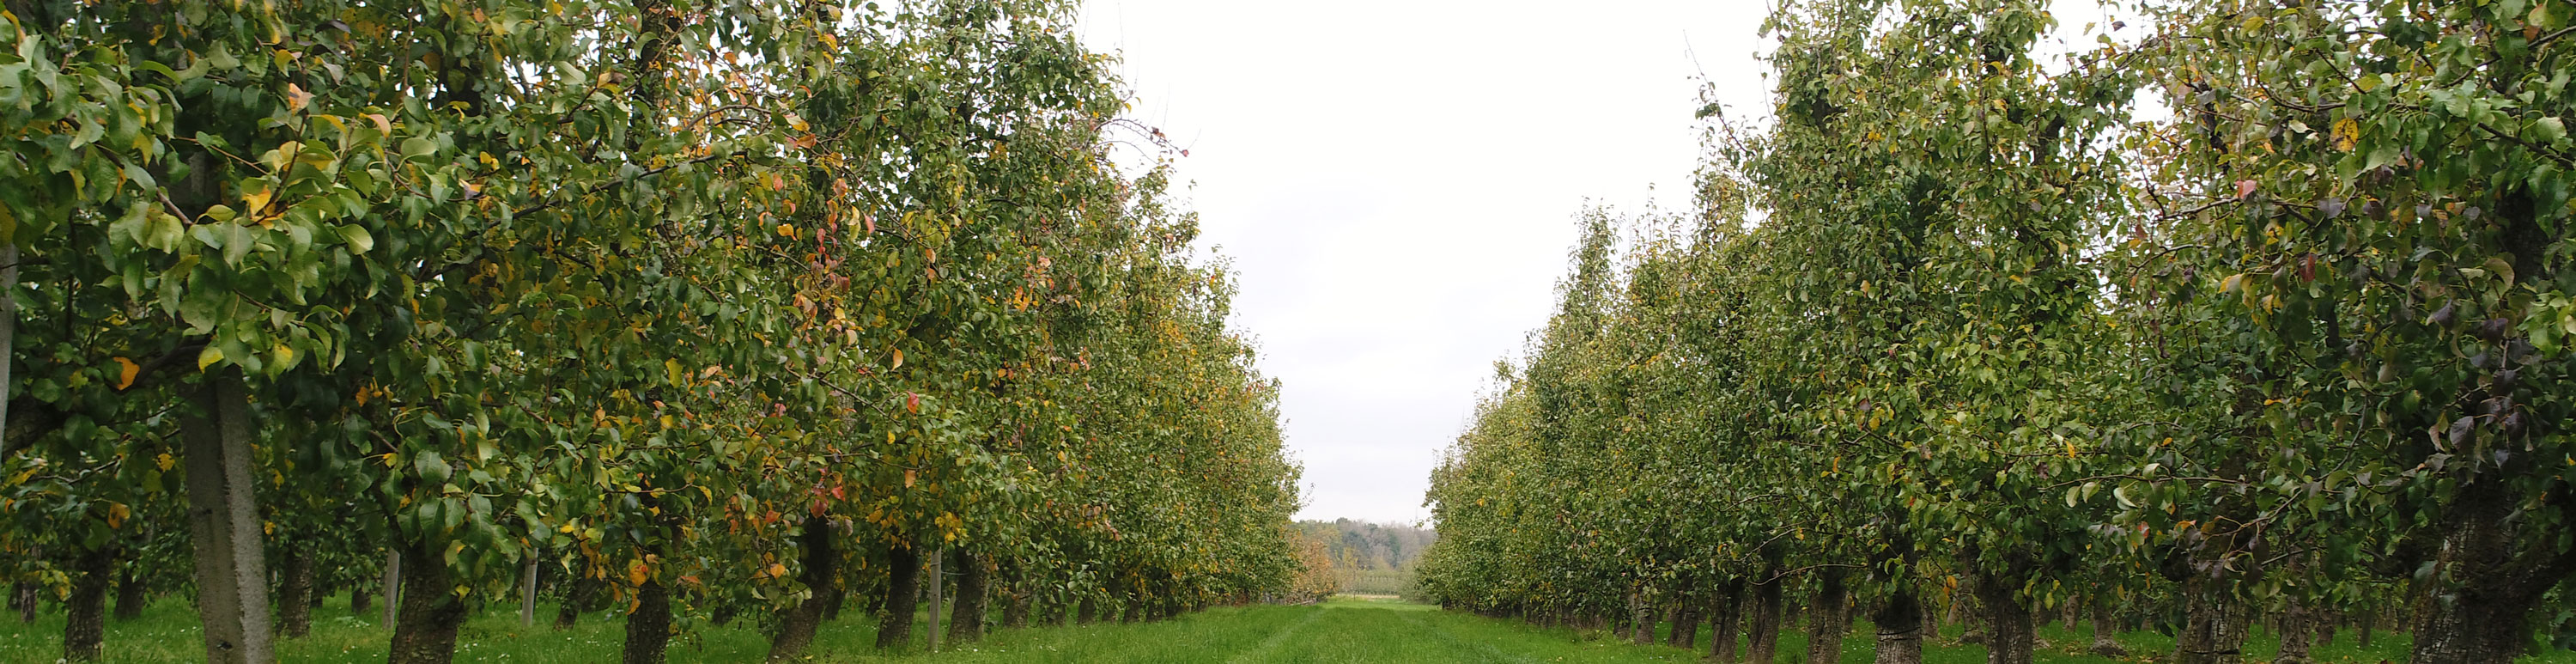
(0, 2), (1306, 663)
(1419, 2), (2576, 664)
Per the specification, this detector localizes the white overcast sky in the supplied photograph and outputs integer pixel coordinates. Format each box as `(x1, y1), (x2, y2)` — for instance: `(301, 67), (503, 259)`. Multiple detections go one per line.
(1074, 1), (2132, 526)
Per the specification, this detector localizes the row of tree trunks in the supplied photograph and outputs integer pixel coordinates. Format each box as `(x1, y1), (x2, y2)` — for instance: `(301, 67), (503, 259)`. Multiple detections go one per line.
(1518, 567), (2464, 664)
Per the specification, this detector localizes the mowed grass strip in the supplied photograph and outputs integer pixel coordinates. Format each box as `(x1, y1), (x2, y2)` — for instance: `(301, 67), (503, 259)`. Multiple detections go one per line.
(9, 594), (2572, 663)
(0, 594), (1688, 663)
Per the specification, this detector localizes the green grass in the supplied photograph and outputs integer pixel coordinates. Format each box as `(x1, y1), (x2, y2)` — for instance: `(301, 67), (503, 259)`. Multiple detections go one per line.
(7, 594), (2574, 663)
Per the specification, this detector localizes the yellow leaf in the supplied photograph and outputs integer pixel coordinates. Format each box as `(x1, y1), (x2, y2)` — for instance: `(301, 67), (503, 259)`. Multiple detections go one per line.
(904, 469), (917, 488)
(775, 223), (794, 237)
(197, 345), (226, 371)
(627, 561), (651, 587)
(106, 503), (129, 529)
(284, 83), (312, 113)
(240, 187), (273, 217)
(2331, 118), (2360, 152)
(890, 348), (904, 369)
(112, 356), (140, 390)
(155, 453), (174, 471)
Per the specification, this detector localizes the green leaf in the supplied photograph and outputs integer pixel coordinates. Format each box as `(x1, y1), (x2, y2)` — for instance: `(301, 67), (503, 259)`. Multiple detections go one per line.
(144, 210), (185, 252)
(2533, 117), (2566, 143)
(337, 224), (374, 253)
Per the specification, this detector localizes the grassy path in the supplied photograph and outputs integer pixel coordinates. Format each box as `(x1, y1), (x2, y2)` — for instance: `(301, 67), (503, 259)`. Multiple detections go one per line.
(5, 594), (2573, 663)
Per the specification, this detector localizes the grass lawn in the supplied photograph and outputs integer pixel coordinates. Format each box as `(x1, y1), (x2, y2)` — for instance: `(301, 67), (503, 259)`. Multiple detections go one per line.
(4, 594), (2572, 663)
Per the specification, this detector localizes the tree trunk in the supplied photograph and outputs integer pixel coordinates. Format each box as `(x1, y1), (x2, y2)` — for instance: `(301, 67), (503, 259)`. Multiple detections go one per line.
(1750, 574), (1786, 664)
(556, 568), (600, 629)
(113, 564), (145, 621)
(2173, 572), (2251, 664)
(1630, 587), (1654, 644)
(948, 551), (988, 643)
(2408, 479), (2576, 664)
(1670, 600), (1697, 649)
(2275, 599), (2315, 664)
(10, 582), (32, 623)
(62, 545), (112, 661)
(1874, 586), (1925, 664)
(623, 579), (673, 664)
(767, 515), (835, 661)
(1712, 579), (1745, 662)
(386, 541), (465, 664)
(875, 544), (920, 650)
(1, 243), (19, 454)
(180, 372), (273, 664)
(1000, 563), (1030, 629)
(349, 585), (371, 620)
(926, 548), (945, 652)
(1808, 568), (1849, 664)
(1077, 594), (1100, 624)
(2089, 600), (2128, 656)
(1970, 571), (2037, 664)
(276, 546), (314, 638)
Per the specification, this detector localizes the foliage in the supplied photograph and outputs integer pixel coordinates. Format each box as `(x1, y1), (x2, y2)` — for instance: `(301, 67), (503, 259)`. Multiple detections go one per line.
(1419, 1), (2576, 663)
(0, 0), (1302, 661)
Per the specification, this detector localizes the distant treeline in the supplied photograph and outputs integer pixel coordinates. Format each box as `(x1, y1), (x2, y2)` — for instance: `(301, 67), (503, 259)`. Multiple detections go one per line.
(1292, 520), (1437, 595)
